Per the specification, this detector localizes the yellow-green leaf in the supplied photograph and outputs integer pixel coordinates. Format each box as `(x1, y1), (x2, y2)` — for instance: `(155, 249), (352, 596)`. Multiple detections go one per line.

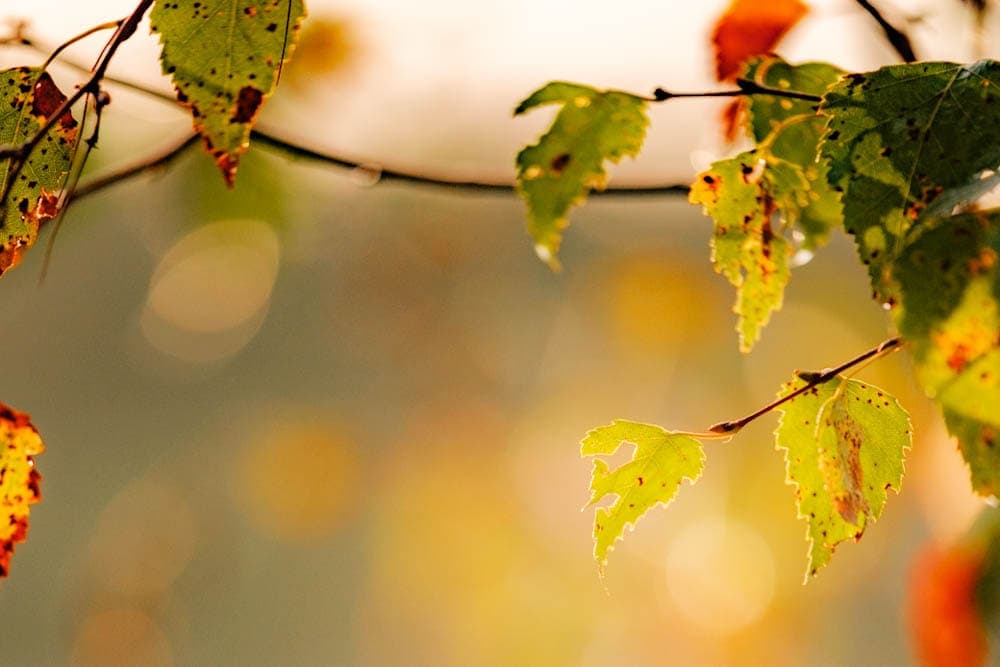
(581, 419), (704, 568)
(895, 210), (1000, 496)
(515, 82), (648, 269)
(150, 0), (308, 186)
(774, 377), (911, 579)
(0, 67), (78, 276)
(690, 154), (791, 351)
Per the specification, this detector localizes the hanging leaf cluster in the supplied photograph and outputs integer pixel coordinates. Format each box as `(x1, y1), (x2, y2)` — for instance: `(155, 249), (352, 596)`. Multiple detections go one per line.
(515, 31), (1000, 573)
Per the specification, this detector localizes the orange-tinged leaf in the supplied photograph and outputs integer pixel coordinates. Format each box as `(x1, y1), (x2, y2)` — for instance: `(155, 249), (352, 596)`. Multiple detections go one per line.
(909, 546), (988, 667)
(0, 68), (79, 278)
(711, 0), (809, 81)
(720, 98), (748, 143)
(0, 403), (44, 579)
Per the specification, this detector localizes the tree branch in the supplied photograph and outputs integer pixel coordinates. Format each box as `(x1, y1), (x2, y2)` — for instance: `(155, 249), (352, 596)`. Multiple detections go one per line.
(0, 1), (153, 207)
(705, 337), (902, 436)
(653, 79), (822, 103)
(854, 0), (918, 63)
(10, 34), (694, 199)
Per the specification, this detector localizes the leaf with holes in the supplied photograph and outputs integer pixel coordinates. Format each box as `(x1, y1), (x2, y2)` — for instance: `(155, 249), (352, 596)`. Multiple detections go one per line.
(0, 403), (44, 579)
(0, 67), (78, 277)
(150, 0), (307, 186)
(775, 376), (910, 579)
(581, 420), (704, 568)
(820, 60), (1000, 301)
(690, 154), (792, 352)
(515, 82), (648, 269)
(894, 210), (1000, 496)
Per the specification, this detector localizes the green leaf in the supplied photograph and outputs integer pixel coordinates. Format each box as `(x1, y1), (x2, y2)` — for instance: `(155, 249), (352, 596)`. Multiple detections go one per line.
(581, 419), (704, 568)
(150, 0), (308, 186)
(0, 67), (78, 276)
(744, 56), (844, 249)
(774, 377), (911, 579)
(689, 154), (792, 352)
(894, 210), (1000, 496)
(819, 60), (1000, 300)
(515, 82), (648, 269)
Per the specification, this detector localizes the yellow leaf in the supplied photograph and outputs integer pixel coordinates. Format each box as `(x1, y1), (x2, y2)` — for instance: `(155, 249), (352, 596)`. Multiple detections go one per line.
(0, 403), (44, 578)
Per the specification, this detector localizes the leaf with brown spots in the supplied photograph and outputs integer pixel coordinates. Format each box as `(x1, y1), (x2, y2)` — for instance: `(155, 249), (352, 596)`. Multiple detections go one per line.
(820, 60), (1000, 301)
(0, 403), (44, 579)
(711, 0), (808, 82)
(689, 154), (792, 352)
(0, 67), (78, 277)
(515, 82), (648, 269)
(581, 420), (704, 569)
(775, 376), (910, 580)
(150, 0), (308, 186)
(895, 210), (1000, 496)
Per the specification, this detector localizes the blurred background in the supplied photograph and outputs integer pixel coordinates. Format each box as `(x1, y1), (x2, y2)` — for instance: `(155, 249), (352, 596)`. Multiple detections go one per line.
(0, 0), (995, 664)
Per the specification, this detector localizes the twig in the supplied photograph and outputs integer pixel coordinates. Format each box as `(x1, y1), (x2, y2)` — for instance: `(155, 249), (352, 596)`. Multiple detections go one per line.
(10, 35), (694, 198)
(652, 79), (822, 103)
(705, 337), (902, 435)
(854, 0), (918, 63)
(69, 133), (201, 204)
(0, 0), (153, 209)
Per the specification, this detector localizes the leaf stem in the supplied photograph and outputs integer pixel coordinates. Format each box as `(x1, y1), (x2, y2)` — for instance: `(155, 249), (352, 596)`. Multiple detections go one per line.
(705, 337), (902, 436)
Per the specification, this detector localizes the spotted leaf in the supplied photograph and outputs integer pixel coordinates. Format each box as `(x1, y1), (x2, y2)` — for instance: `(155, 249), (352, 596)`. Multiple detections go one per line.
(689, 154), (792, 352)
(0, 403), (44, 579)
(775, 377), (910, 579)
(819, 60), (1000, 301)
(150, 0), (308, 186)
(0, 67), (78, 277)
(515, 82), (648, 269)
(894, 210), (1000, 496)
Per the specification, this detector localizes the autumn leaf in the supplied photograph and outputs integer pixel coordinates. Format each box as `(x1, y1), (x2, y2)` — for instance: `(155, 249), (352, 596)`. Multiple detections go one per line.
(0, 67), (79, 277)
(820, 60), (1000, 301)
(712, 0), (809, 82)
(150, 0), (308, 186)
(689, 153), (792, 352)
(909, 545), (988, 667)
(774, 377), (910, 579)
(515, 82), (648, 269)
(894, 210), (1000, 496)
(581, 420), (704, 568)
(0, 403), (44, 579)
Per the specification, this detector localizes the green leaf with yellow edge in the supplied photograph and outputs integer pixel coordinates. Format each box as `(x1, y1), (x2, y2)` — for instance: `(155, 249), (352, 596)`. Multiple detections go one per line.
(690, 154), (791, 352)
(0, 67), (78, 277)
(515, 82), (648, 269)
(774, 376), (910, 580)
(819, 60), (1000, 301)
(150, 0), (308, 186)
(0, 402), (44, 579)
(581, 419), (704, 568)
(744, 56), (843, 249)
(894, 209), (1000, 496)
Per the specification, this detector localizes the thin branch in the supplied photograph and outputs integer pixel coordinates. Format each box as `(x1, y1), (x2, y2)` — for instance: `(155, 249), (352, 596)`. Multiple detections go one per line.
(69, 133), (200, 204)
(854, 0), (918, 63)
(652, 79), (823, 103)
(0, 0), (153, 208)
(11, 35), (694, 198)
(704, 337), (902, 435)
